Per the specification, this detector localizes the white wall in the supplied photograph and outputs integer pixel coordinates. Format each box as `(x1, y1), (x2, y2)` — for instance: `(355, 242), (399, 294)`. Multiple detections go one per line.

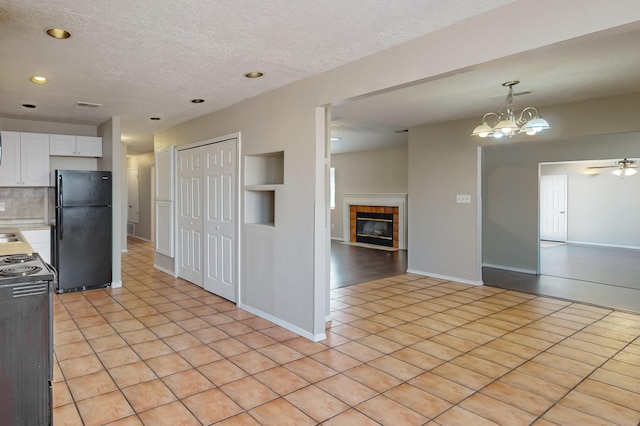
(153, 1), (640, 338)
(541, 162), (640, 248)
(330, 145), (408, 239)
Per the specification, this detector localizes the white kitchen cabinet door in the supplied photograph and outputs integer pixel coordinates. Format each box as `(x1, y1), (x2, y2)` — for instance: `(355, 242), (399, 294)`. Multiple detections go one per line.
(49, 134), (77, 156)
(20, 133), (50, 186)
(76, 136), (102, 157)
(0, 131), (49, 187)
(0, 131), (21, 186)
(50, 134), (102, 157)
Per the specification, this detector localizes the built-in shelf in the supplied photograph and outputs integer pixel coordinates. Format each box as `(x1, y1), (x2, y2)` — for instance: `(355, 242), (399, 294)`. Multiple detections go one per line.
(245, 151), (284, 185)
(245, 190), (275, 226)
(244, 184), (282, 191)
(244, 151), (283, 227)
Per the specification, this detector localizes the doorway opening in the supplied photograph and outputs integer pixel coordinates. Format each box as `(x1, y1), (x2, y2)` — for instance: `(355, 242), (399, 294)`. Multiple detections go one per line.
(539, 160), (640, 291)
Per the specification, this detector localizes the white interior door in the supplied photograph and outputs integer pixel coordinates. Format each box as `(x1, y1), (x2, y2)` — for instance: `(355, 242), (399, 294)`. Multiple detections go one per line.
(127, 168), (139, 223)
(540, 174), (568, 241)
(178, 149), (204, 286)
(203, 139), (237, 302)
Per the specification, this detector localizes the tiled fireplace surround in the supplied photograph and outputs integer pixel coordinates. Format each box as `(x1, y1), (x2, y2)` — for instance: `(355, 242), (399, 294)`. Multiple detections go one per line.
(342, 194), (407, 250)
(349, 205), (399, 248)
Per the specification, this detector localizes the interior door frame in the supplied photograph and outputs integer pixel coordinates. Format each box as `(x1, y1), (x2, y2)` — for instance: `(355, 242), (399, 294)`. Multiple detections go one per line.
(537, 167), (568, 274)
(175, 132), (241, 302)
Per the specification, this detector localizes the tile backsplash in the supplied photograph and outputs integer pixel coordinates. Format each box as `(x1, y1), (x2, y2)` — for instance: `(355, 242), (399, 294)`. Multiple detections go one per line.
(0, 187), (49, 223)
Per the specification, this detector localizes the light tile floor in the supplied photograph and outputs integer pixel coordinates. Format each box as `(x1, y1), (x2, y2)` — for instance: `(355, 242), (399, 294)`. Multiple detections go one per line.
(53, 238), (640, 425)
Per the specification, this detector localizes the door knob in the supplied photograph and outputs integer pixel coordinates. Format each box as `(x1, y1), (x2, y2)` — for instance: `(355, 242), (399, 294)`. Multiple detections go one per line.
(216, 226), (220, 230)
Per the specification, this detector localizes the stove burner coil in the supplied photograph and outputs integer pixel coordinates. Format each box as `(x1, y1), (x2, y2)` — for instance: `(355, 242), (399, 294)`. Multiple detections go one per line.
(3, 254), (37, 263)
(0, 265), (43, 276)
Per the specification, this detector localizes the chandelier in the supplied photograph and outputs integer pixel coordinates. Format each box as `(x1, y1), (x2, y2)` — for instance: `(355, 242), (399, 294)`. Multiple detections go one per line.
(471, 81), (550, 139)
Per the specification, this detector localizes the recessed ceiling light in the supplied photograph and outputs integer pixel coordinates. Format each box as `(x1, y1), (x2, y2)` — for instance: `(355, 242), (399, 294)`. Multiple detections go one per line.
(22, 104), (36, 109)
(330, 137), (342, 142)
(150, 117), (161, 120)
(244, 71), (264, 78)
(46, 28), (71, 39)
(191, 99), (205, 103)
(30, 76), (48, 84)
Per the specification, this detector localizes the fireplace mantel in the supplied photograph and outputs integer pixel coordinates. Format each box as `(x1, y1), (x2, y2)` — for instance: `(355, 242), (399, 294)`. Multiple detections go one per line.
(342, 193), (407, 250)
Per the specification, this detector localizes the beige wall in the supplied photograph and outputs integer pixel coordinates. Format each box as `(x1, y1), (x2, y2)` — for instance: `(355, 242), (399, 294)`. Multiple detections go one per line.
(330, 145), (408, 239)
(97, 117), (124, 287)
(408, 119), (482, 284)
(154, 1), (640, 337)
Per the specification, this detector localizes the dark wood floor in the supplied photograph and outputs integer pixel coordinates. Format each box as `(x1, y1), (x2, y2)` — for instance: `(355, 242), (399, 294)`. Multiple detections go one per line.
(486, 243), (640, 313)
(330, 241), (407, 288)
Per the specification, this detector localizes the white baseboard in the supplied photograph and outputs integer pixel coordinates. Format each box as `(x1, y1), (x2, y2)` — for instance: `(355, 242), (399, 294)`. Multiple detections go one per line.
(566, 240), (640, 250)
(128, 235), (153, 243)
(110, 280), (122, 288)
(238, 302), (326, 342)
(153, 264), (177, 277)
(482, 263), (537, 275)
(406, 269), (483, 286)
(331, 237), (344, 242)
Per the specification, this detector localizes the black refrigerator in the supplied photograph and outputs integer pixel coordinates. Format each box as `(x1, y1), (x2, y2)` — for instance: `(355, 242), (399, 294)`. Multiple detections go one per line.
(53, 170), (113, 293)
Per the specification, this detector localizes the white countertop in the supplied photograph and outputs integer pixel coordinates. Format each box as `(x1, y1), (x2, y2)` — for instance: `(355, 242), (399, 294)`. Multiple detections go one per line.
(0, 229), (35, 256)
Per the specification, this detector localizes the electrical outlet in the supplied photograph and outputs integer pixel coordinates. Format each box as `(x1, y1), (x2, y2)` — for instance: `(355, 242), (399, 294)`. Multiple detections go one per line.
(456, 194), (471, 204)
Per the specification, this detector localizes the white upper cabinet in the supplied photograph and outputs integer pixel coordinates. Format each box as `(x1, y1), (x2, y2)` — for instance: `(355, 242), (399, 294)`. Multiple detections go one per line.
(50, 134), (102, 157)
(0, 131), (50, 187)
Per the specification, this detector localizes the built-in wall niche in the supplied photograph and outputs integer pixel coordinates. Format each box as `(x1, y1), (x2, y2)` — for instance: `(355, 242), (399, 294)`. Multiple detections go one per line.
(245, 151), (284, 185)
(245, 190), (275, 225)
(244, 151), (283, 226)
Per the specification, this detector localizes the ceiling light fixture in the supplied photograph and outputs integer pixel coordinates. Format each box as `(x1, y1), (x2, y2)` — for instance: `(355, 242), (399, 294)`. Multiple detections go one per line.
(585, 158), (638, 178)
(244, 71), (264, 78)
(191, 99), (205, 103)
(471, 81), (550, 139)
(30, 76), (48, 84)
(612, 159), (638, 177)
(46, 28), (71, 39)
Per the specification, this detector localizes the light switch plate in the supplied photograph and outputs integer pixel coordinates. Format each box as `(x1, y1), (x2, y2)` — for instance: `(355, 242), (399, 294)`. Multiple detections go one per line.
(0, 202), (5, 211)
(456, 194), (471, 204)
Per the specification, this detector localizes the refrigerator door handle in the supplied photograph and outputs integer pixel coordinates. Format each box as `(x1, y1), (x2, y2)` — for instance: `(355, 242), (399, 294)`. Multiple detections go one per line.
(58, 175), (64, 239)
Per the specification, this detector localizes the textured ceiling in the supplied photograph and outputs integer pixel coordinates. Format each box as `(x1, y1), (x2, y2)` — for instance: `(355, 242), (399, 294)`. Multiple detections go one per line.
(0, 0), (517, 154)
(331, 22), (640, 153)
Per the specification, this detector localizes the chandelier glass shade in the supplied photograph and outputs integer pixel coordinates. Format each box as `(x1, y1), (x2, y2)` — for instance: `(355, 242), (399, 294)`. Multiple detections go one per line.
(471, 81), (550, 139)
